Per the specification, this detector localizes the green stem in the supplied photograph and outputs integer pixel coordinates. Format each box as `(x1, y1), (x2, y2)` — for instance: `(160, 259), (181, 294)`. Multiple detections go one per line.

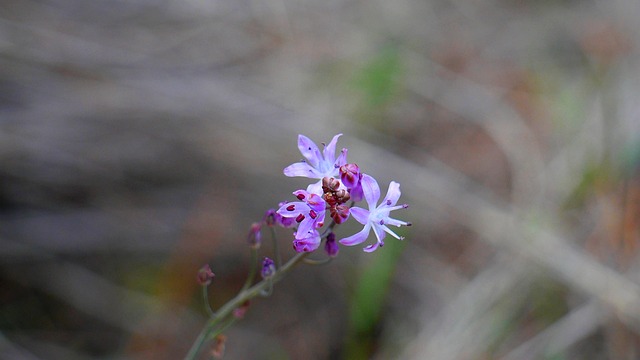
(202, 286), (216, 318)
(184, 251), (309, 360)
(240, 247), (258, 293)
(270, 226), (282, 268)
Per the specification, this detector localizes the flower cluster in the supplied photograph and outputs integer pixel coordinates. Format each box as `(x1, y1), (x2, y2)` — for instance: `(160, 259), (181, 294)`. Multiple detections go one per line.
(274, 134), (411, 253)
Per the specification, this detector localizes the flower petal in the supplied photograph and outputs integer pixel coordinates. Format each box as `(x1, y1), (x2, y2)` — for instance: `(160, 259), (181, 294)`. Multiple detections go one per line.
(322, 133), (342, 163)
(284, 162), (322, 178)
(334, 148), (348, 168)
(297, 134), (322, 168)
(339, 224), (371, 246)
(360, 174), (381, 210)
(380, 224), (403, 239)
(371, 222), (387, 243)
(293, 231), (321, 252)
(363, 242), (382, 252)
(350, 207), (370, 225)
(276, 201), (305, 217)
(381, 181), (401, 207)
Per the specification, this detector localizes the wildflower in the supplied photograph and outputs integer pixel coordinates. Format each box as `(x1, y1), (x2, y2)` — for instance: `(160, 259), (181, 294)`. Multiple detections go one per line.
(292, 229), (322, 252)
(283, 134), (348, 194)
(276, 190), (326, 240)
(339, 174), (411, 252)
(261, 257), (276, 279)
(324, 232), (339, 257)
(197, 264), (215, 286)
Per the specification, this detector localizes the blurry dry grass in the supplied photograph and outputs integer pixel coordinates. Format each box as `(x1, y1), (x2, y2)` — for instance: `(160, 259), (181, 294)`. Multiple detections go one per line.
(1, 0), (640, 359)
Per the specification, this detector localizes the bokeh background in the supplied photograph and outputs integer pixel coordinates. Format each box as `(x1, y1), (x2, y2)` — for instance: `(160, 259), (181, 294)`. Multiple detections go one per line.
(2, 0), (640, 359)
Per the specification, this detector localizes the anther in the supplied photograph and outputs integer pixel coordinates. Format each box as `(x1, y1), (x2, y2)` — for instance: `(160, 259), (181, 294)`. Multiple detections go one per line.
(296, 193), (306, 200)
(295, 214), (305, 223)
(309, 210), (317, 219)
(286, 204), (296, 211)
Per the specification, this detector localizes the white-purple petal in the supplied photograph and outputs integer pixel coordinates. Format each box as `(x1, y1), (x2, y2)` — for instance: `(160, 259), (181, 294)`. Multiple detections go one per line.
(363, 242), (382, 252)
(297, 134), (322, 168)
(380, 224), (403, 239)
(371, 222), (387, 243)
(322, 133), (342, 163)
(380, 181), (401, 207)
(276, 201), (305, 217)
(360, 174), (381, 210)
(284, 162), (322, 178)
(339, 225), (371, 246)
(350, 207), (370, 225)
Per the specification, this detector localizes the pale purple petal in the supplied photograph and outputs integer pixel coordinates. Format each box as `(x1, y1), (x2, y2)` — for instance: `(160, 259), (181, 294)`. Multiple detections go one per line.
(322, 133), (342, 163)
(296, 218), (315, 239)
(360, 174), (381, 210)
(339, 224), (371, 246)
(276, 202), (305, 217)
(371, 223), (387, 243)
(334, 148), (348, 168)
(293, 230), (321, 252)
(380, 181), (401, 207)
(363, 242), (382, 252)
(306, 181), (323, 196)
(284, 162), (321, 178)
(297, 134), (322, 168)
(350, 207), (370, 225)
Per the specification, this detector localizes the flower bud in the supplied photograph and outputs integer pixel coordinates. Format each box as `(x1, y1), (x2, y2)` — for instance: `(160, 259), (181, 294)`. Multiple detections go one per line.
(330, 204), (350, 224)
(340, 163), (360, 189)
(324, 232), (339, 257)
(248, 222), (262, 249)
(261, 257), (276, 279)
(233, 300), (251, 319)
(197, 264), (215, 286)
(211, 334), (227, 359)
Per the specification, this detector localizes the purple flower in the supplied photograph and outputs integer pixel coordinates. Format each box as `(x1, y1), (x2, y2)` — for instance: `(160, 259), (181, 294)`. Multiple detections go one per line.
(339, 174), (410, 252)
(283, 134), (348, 194)
(276, 190), (326, 241)
(292, 229), (322, 252)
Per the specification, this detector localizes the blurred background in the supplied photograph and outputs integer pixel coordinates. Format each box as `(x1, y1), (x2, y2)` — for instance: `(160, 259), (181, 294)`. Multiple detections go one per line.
(1, 0), (640, 359)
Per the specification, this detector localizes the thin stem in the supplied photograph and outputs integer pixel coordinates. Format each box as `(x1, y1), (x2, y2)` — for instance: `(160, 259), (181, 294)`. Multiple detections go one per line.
(185, 251), (310, 360)
(240, 247), (258, 292)
(270, 226), (282, 268)
(303, 257), (333, 265)
(202, 286), (216, 318)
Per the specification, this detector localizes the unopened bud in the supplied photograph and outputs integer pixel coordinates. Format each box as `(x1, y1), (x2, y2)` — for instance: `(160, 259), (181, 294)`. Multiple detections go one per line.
(197, 264), (215, 286)
(210, 334), (227, 359)
(330, 204), (350, 224)
(233, 300), (251, 319)
(261, 257), (276, 279)
(248, 222), (262, 249)
(324, 232), (339, 257)
(340, 163), (361, 189)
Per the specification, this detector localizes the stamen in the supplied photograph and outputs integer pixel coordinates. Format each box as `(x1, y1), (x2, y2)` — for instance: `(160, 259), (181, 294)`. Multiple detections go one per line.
(406, 222), (413, 226)
(309, 210), (317, 219)
(286, 204), (295, 211)
(402, 204), (409, 209)
(379, 219), (385, 225)
(386, 200), (392, 205)
(295, 214), (305, 223)
(296, 193), (306, 200)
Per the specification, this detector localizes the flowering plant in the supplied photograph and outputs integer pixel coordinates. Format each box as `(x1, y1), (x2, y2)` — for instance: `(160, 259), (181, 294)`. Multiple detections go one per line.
(186, 134), (410, 359)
